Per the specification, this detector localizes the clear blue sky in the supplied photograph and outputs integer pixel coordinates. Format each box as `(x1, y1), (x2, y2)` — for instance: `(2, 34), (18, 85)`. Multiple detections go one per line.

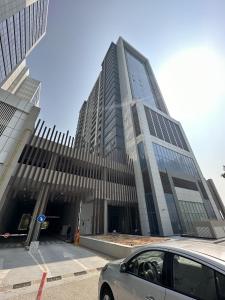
(27, 0), (225, 201)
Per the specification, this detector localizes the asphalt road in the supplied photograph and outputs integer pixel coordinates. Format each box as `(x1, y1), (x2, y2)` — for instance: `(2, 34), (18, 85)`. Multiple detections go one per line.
(1, 272), (100, 300)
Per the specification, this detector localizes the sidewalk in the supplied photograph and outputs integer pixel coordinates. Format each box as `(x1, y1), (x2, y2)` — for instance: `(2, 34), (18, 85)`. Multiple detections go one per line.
(0, 240), (110, 293)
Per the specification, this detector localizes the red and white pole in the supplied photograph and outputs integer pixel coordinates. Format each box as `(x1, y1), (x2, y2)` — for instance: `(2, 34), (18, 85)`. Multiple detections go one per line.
(36, 272), (47, 300)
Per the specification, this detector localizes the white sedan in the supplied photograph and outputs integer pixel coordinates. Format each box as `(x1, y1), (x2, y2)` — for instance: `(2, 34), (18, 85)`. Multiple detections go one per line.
(98, 240), (225, 300)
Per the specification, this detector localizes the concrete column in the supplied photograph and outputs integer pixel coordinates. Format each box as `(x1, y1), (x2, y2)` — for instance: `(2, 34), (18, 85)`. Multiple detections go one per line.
(73, 199), (80, 233)
(25, 184), (49, 246)
(104, 199), (108, 235)
(32, 187), (50, 242)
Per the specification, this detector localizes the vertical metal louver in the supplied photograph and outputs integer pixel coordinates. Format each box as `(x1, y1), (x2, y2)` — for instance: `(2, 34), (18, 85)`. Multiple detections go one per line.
(151, 110), (164, 140)
(145, 105), (189, 152)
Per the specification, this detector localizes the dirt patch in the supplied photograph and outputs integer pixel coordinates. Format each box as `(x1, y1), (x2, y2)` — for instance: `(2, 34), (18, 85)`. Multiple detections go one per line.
(92, 234), (169, 246)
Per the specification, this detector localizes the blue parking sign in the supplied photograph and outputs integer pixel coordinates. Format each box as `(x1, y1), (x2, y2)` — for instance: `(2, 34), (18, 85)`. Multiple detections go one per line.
(37, 214), (46, 223)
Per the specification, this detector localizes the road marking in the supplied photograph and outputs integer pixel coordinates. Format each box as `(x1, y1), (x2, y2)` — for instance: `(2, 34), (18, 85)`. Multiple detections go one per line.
(72, 258), (88, 271)
(38, 248), (50, 274)
(0, 258), (11, 288)
(64, 251), (88, 271)
(28, 249), (50, 275)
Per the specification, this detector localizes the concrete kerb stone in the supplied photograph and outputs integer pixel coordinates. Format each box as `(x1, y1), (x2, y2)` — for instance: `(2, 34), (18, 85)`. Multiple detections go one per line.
(0, 267), (102, 292)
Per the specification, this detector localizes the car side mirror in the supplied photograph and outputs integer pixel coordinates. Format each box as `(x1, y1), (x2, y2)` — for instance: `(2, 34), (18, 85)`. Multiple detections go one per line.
(120, 262), (127, 273)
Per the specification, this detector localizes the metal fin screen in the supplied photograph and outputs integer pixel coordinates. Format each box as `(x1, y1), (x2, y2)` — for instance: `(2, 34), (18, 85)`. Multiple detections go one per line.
(145, 105), (189, 151)
(0, 101), (16, 136)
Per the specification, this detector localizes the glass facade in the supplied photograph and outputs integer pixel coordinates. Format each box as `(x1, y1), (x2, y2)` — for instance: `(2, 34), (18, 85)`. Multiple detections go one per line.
(153, 143), (199, 178)
(145, 106), (189, 151)
(173, 177), (198, 191)
(125, 49), (157, 109)
(137, 142), (159, 235)
(153, 143), (213, 234)
(103, 43), (125, 154)
(131, 104), (141, 137)
(165, 193), (181, 233)
(179, 200), (208, 233)
(203, 198), (216, 219)
(0, 0), (48, 84)
(160, 172), (181, 234)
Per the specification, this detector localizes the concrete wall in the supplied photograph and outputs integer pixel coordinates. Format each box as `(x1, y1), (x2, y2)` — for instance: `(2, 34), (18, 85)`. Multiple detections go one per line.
(80, 236), (135, 259)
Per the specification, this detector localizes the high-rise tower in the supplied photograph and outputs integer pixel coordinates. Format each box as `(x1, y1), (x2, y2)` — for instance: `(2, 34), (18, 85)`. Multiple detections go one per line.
(0, 0), (49, 219)
(0, 0), (48, 86)
(75, 43), (125, 157)
(76, 37), (222, 236)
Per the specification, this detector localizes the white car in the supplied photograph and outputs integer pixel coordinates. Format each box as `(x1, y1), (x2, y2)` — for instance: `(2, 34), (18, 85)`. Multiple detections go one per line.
(98, 240), (225, 300)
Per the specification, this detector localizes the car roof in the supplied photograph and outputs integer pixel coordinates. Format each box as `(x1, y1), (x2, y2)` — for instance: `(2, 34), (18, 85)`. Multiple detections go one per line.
(132, 240), (225, 269)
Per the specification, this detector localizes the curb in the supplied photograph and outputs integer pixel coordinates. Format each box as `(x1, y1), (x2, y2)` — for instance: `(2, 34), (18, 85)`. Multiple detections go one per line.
(0, 267), (103, 292)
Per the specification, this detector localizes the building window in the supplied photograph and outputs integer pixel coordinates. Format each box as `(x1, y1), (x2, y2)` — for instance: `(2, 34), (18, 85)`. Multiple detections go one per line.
(125, 49), (158, 109)
(160, 172), (181, 234)
(178, 200), (208, 234)
(131, 105), (141, 136)
(145, 106), (189, 151)
(172, 177), (198, 191)
(145, 106), (156, 136)
(158, 114), (170, 143)
(153, 143), (199, 178)
(203, 199), (216, 219)
(151, 110), (164, 140)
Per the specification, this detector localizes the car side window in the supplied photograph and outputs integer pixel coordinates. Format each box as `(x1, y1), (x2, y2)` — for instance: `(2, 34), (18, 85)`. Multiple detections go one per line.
(173, 255), (217, 300)
(215, 271), (225, 300)
(126, 251), (165, 285)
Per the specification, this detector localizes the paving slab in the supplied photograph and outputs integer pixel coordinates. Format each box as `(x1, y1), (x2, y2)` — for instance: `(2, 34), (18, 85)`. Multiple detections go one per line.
(0, 271), (99, 300)
(0, 240), (110, 291)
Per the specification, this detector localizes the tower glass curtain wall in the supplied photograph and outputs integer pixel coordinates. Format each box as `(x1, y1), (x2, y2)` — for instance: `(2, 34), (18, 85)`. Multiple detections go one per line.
(75, 43), (125, 158)
(125, 50), (157, 109)
(76, 37), (221, 236)
(0, 0), (49, 85)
